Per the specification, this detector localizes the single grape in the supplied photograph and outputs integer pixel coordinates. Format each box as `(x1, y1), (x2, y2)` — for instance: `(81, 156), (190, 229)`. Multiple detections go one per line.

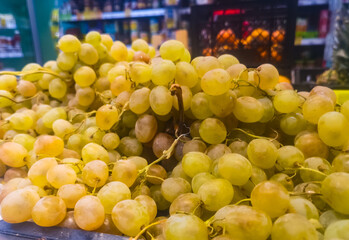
(218, 54), (239, 69)
(229, 140), (248, 157)
(32, 196), (66, 227)
(110, 75), (132, 96)
(270, 173), (294, 191)
(135, 114), (158, 143)
(111, 160), (138, 187)
(28, 157), (57, 188)
(97, 181), (131, 214)
(273, 90), (300, 113)
(58, 34), (81, 53)
(118, 136), (143, 156)
(74, 195), (105, 231)
(193, 56), (221, 78)
(258, 97), (275, 123)
(182, 152), (212, 178)
(134, 195), (157, 222)
(318, 111), (349, 147)
(169, 193), (203, 217)
(233, 96), (264, 123)
(17, 80), (37, 97)
(302, 94), (334, 124)
(247, 139), (278, 169)
(199, 118), (227, 144)
(151, 59), (176, 86)
(201, 68), (231, 96)
(149, 86), (173, 116)
(159, 40), (185, 62)
(208, 90), (236, 118)
(255, 63), (279, 90)
(175, 62), (199, 88)
(280, 112), (307, 136)
(78, 43), (98, 65)
(52, 119), (75, 138)
(129, 87), (151, 114)
(275, 145), (304, 172)
(0, 90), (14, 108)
(0, 75), (17, 91)
(82, 160), (109, 188)
(56, 52), (77, 71)
(294, 131), (329, 159)
(300, 157), (331, 182)
(288, 196), (319, 219)
(309, 86), (337, 105)
(102, 132), (120, 150)
(206, 144), (231, 160)
(161, 177), (191, 202)
(96, 104), (119, 130)
(110, 41), (128, 61)
(0, 142), (27, 168)
(76, 87), (95, 106)
(319, 210), (348, 229)
(46, 164), (77, 189)
(57, 184), (87, 209)
(191, 92), (213, 119)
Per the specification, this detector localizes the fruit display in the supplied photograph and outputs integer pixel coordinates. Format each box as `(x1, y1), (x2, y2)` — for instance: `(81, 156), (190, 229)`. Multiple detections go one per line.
(0, 31), (349, 240)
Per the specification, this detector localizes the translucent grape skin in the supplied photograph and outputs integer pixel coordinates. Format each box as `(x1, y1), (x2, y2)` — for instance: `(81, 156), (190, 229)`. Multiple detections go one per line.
(0, 142), (27, 168)
(318, 111), (349, 147)
(97, 181), (131, 214)
(273, 90), (300, 113)
(247, 139), (278, 169)
(135, 114), (158, 143)
(74, 195), (105, 231)
(169, 193), (203, 217)
(324, 220), (349, 240)
(275, 145), (304, 172)
(201, 68), (231, 96)
(57, 184), (87, 209)
(199, 118), (227, 144)
(129, 87), (151, 114)
(161, 177), (191, 202)
(233, 96), (264, 123)
(182, 152), (212, 178)
(32, 196), (66, 227)
(96, 104), (119, 130)
(82, 160), (109, 188)
(149, 86), (173, 116)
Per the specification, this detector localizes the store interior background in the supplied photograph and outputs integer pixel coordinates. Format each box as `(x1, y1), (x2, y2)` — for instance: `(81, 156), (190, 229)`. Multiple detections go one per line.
(0, 0), (348, 89)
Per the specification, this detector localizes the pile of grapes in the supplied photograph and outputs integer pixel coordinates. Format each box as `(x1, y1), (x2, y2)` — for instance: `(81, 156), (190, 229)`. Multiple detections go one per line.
(0, 31), (349, 240)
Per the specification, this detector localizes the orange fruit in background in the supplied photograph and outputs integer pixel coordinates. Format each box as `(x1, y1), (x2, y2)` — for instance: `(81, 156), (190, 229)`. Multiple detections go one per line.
(272, 29), (285, 43)
(216, 28), (236, 45)
(271, 44), (283, 62)
(202, 48), (212, 56)
(250, 28), (270, 42)
(279, 75), (290, 83)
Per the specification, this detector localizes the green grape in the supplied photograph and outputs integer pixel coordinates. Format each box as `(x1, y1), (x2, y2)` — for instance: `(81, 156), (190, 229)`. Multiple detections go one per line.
(97, 181), (131, 214)
(8, 112), (33, 131)
(129, 87), (150, 114)
(132, 185), (151, 199)
(271, 213), (317, 240)
(121, 110), (138, 128)
(58, 34), (81, 53)
(101, 34), (113, 50)
(208, 90), (236, 118)
(205, 144), (231, 160)
(102, 132), (120, 150)
(34, 135), (64, 157)
(1, 188), (40, 223)
(151, 59), (176, 86)
(85, 31), (101, 45)
(180, 48), (191, 62)
(131, 39), (149, 53)
(76, 87), (95, 106)
(318, 111), (349, 147)
(341, 100), (349, 120)
(191, 92), (213, 119)
(0, 75), (17, 91)
(81, 142), (109, 164)
(57, 52), (77, 71)
(94, 77), (110, 92)
(247, 139), (278, 169)
(194, 56), (221, 78)
(202, 69), (231, 98)
(164, 214), (208, 240)
(159, 40), (185, 62)
(199, 118), (227, 144)
(67, 133), (85, 153)
(13, 133), (35, 151)
(149, 86), (173, 115)
(118, 136), (143, 156)
(17, 80), (37, 97)
(42, 107), (67, 128)
(169, 193), (203, 217)
(135, 195), (157, 222)
(191, 172), (216, 194)
(218, 54), (239, 69)
(150, 185), (171, 210)
(229, 140), (248, 157)
(110, 41), (128, 61)
(135, 114), (158, 143)
(170, 163), (191, 183)
(112, 199), (149, 237)
(321, 172), (349, 214)
(78, 43), (98, 65)
(57, 184), (87, 209)
(95, 43), (108, 59)
(241, 165), (268, 194)
(127, 156), (147, 171)
(111, 75), (132, 96)
(302, 95), (334, 124)
(273, 90), (300, 113)
(161, 177), (191, 202)
(0, 142), (27, 168)
(28, 157), (57, 188)
(324, 220), (349, 240)
(175, 61), (199, 88)
(258, 97), (275, 123)
(107, 65), (127, 83)
(275, 146), (304, 172)
(130, 61), (151, 84)
(82, 160), (109, 188)
(233, 96), (264, 123)
(32, 196), (66, 227)
(173, 85), (192, 111)
(96, 104), (119, 130)
(111, 160), (138, 187)
(0, 90), (14, 108)
(83, 126), (105, 145)
(255, 63), (279, 90)
(74, 196), (105, 231)
(197, 178), (234, 211)
(98, 63), (114, 77)
(288, 196), (319, 219)
(34, 104), (52, 118)
(320, 210), (348, 229)
(21, 63), (42, 82)
(213, 205), (272, 240)
(270, 173), (294, 191)
(46, 164), (77, 189)
(251, 181), (290, 218)
(280, 112), (307, 136)
(294, 131), (329, 159)
(215, 153), (252, 186)
(49, 78), (67, 99)
(74, 66), (96, 87)
(309, 86), (337, 105)
(300, 157), (331, 182)
(182, 152), (212, 178)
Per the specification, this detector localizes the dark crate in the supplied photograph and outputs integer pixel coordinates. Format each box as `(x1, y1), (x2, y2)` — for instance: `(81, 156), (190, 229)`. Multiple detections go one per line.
(189, 0), (297, 69)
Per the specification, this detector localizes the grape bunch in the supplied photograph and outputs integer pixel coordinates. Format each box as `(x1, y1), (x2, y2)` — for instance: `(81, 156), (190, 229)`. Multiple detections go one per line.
(0, 31), (348, 240)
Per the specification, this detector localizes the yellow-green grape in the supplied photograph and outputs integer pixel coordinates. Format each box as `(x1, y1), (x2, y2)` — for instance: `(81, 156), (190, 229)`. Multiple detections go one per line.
(251, 181), (290, 218)
(294, 131), (329, 159)
(38, 74), (52, 90)
(178, 48), (190, 62)
(301, 157), (331, 182)
(173, 85), (192, 111)
(302, 94), (334, 124)
(201, 68), (230, 96)
(134, 195), (157, 222)
(206, 144), (231, 160)
(149, 86), (173, 115)
(107, 65), (127, 82)
(66, 133), (85, 153)
(34, 135), (64, 157)
(21, 63), (42, 82)
(74, 196), (105, 231)
(324, 220), (349, 239)
(101, 34), (113, 49)
(35, 104), (52, 118)
(169, 193), (202, 217)
(227, 63), (247, 83)
(194, 56), (222, 78)
(58, 34), (81, 53)
(151, 59), (176, 86)
(74, 66), (96, 87)
(0, 142), (27, 167)
(118, 136), (143, 156)
(182, 139), (207, 155)
(318, 111), (349, 147)
(191, 92), (213, 119)
(85, 31), (101, 45)
(94, 77), (110, 92)
(102, 132), (120, 150)
(165, 214), (208, 240)
(275, 145), (304, 172)
(28, 157), (57, 188)
(46, 164), (77, 189)
(258, 97), (274, 123)
(218, 54), (239, 69)
(288, 196), (319, 219)
(148, 46), (156, 58)
(49, 78), (67, 99)
(1, 188), (40, 223)
(271, 213), (317, 240)
(247, 139), (278, 169)
(13, 133), (36, 151)
(78, 43), (99, 65)
(197, 178), (234, 211)
(110, 75), (131, 96)
(129, 87), (150, 114)
(130, 61), (151, 84)
(96, 104), (119, 130)
(57, 184), (87, 209)
(199, 118), (227, 144)
(110, 41), (128, 61)
(57, 52), (77, 71)
(8, 112), (34, 131)
(0, 90), (13, 108)
(111, 199), (150, 237)
(17, 80), (37, 97)
(161, 177), (191, 203)
(111, 160), (138, 187)
(95, 43), (108, 59)
(97, 181), (131, 214)
(127, 156), (147, 171)
(76, 87), (95, 106)
(273, 90), (300, 113)
(127, 49), (135, 61)
(82, 160), (108, 188)
(99, 63), (114, 77)
(332, 154), (349, 173)
(0, 75), (17, 91)
(32, 196), (66, 227)
(319, 210), (348, 229)
(233, 96), (264, 123)
(270, 173), (294, 191)
(213, 205), (272, 240)
(131, 39), (149, 53)
(309, 85), (337, 105)
(175, 62), (199, 88)
(182, 152), (212, 178)
(208, 90), (236, 118)
(280, 112), (307, 136)
(321, 172), (349, 214)
(81, 142), (109, 164)
(83, 126), (105, 145)
(159, 40), (185, 62)
(341, 100), (349, 120)
(134, 114), (158, 143)
(255, 63), (279, 90)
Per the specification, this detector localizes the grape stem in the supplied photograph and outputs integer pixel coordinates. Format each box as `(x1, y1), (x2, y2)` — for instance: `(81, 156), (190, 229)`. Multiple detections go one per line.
(234, 198), (251, 205)
(231, 128), (277, 141)
(170, 84), (185, 137)
(0, 67), (66, 80)
(130, 219), (167, 240)
(0, 91), (42, 104)
(284, 166), (328, 178)
(145, 175), (165, 182)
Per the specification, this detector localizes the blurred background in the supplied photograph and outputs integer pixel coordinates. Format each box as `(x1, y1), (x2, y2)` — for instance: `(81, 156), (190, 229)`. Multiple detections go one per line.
(0, 0), (348, 89)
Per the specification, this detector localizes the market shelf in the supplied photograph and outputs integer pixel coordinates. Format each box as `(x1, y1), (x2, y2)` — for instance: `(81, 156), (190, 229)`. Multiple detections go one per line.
(0, 52), (24, 59)
(295, 38), (326, 46)
(298, 0), (328, 6)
